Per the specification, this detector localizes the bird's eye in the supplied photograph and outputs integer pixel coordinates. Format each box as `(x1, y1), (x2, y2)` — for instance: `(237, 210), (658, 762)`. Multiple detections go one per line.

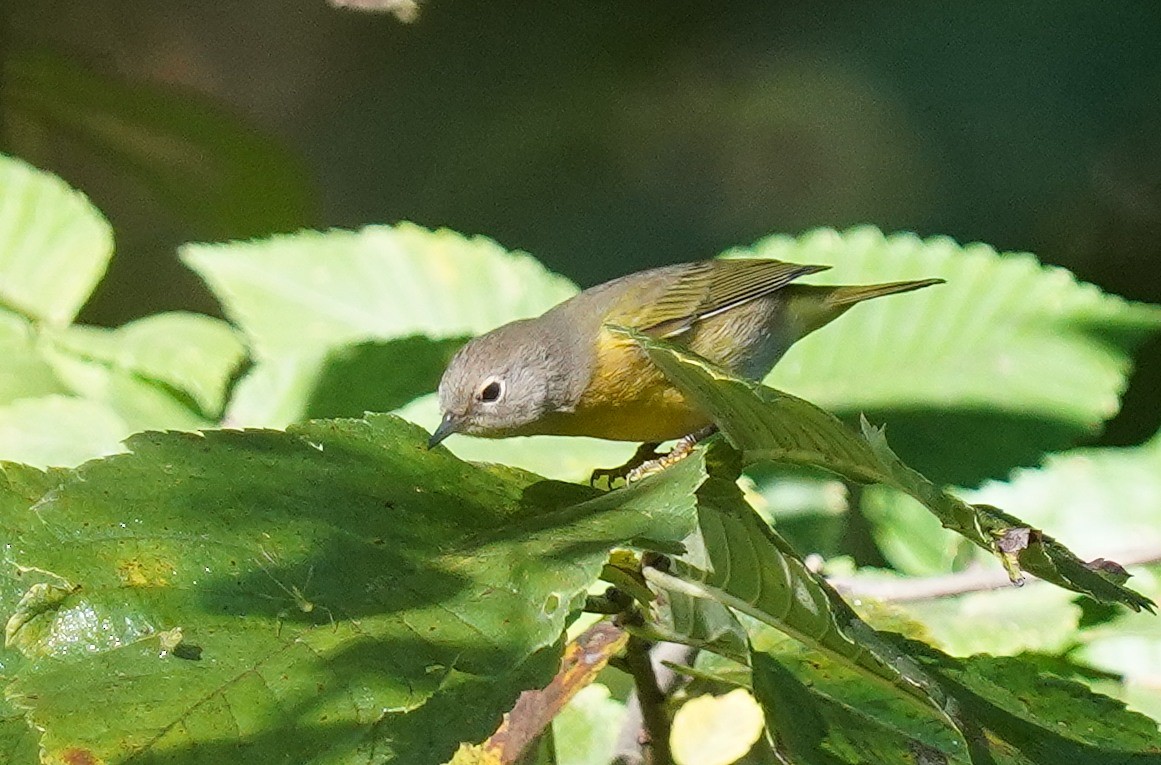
(478, 379), (503, 403)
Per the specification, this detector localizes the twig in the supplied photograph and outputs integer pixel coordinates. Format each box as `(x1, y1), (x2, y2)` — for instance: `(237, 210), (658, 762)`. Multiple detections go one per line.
(827, 544), (1161, 603)
(611, 641), (697, 765)
(480, 620), (627, 764)
(614, 636), (674, 765)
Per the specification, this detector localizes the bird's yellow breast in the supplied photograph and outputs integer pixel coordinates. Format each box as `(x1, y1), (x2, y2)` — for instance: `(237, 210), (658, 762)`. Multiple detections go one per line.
(533, 329), (712, 442)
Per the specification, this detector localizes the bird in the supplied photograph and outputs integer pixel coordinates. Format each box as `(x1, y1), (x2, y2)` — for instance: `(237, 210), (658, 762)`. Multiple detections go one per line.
(428, 257), (941, 480)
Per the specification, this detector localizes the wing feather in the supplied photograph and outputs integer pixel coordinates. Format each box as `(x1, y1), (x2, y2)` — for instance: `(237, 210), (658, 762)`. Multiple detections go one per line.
(639, 259), (829, 337)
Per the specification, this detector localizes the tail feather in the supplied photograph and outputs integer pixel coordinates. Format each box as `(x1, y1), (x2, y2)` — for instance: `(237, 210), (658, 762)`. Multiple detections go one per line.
(785, 277), (943, 338)
(825, 278), (945, 307)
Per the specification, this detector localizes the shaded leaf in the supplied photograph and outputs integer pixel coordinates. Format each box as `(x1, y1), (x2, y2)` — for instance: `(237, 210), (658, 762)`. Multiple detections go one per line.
(752, 650), (968, 765)
(7, 50), (312, 239)
(645, 452), (957, 726)
(304, 337), (465, 420)
(2, 414), (704, 764)
(0, 699), (37, 765)
(743, 631), (967, 762)
(632, 331), (1153, 611)
(732, 227), (1161, 485)
(0, 153), (112, 326)
(905, 640), (1161, 763)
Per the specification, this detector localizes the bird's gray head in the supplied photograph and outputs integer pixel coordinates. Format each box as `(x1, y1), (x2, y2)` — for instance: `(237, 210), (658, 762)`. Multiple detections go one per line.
(428, 320), (564, 447)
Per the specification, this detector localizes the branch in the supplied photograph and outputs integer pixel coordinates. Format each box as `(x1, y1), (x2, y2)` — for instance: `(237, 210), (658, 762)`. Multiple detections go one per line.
(611, 641), (697, 765)
(476, 620), (627, 764)
(826, 544), (1161, 603)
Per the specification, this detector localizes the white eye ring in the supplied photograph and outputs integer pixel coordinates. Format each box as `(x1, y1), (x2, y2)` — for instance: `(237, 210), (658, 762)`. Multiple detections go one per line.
(478, 378), (504, 403)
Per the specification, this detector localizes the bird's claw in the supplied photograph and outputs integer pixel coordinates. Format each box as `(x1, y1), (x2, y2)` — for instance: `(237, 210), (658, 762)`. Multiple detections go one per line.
(589, 429), (712, 488)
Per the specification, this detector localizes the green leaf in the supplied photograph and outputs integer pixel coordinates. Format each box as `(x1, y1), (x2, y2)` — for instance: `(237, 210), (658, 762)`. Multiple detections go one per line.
(859, 485), (972, 577)
(0, 311), (66, 404)
(553, 684), (626, 765)
(963, 432), (1161, 563)
(7, 50), (312, 239)
(749, 629), (1161, 765)
(0, 462), (63, 662)
(0, 464), (59, 763)
(183, 224), (577, 359)
(39, 346), (211, 435)
(949, 432), (1161, 722)
(0, 396), (128, 468)
(183, 224), (578, 429)
(0, 154), (112, 326)
(632, 330), (1155, 611)
(898, 578), (1082, 658)
(48, 312), (247, 418)
(751, 649), (969, 765)
(0, 701), (37, 765)
(2, 414), (704, 764)
(905, 640), (1161, 763)
(396, 393), (637, 484)
(732, 227), (1161, 485)
(644, 453), (957, 725)
(303, 337), (464, 420)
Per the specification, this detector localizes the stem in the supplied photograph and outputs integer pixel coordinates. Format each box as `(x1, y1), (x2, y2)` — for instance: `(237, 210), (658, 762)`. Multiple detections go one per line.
(616, 636), (674, 765)
(827, 543), (1161, 603)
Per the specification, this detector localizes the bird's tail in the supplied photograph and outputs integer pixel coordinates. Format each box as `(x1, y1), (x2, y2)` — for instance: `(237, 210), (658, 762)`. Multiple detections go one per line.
(785, 277), (943, 338)
(823, 278), (945, 307)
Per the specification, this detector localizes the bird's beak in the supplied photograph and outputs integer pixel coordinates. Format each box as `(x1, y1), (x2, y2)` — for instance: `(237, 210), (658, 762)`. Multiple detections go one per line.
(427, 413), (461, 449)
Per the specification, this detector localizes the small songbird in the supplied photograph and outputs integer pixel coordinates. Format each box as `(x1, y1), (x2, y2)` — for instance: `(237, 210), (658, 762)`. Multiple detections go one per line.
(429, 258), (941, 474)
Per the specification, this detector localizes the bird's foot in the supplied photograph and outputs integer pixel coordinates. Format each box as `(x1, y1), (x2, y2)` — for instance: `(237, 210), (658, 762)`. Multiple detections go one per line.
(625, 432), (702, 482)
(590, 442), (663, 488)
(590, 426), (719, 488)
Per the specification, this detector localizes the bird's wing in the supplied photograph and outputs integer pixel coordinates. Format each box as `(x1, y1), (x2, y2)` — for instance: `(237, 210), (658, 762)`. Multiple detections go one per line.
(632, 259), (830, 338)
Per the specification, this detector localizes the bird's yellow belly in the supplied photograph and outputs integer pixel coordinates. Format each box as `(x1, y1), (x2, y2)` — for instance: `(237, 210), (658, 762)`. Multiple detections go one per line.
(532, 336), (712, 442)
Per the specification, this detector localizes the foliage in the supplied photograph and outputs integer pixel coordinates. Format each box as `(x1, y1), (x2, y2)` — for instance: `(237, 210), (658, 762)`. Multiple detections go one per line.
(2, 153), (1161, 763)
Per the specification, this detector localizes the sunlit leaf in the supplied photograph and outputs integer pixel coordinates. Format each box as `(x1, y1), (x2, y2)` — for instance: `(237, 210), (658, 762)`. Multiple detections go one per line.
(0, 395), (127, 468)
(964, 432), (1161, 562)
(670, 688), (764, 765)
(182, 224), (576, 359)
(731, 227), (1161, 484)
(183, 224), (579, 429)
(553, 684), (626, 765)
(0, 153), (111, 326)
(395, 393), (636, 483)
(49, 312), (246, 418)
(0, 311), (66, 404)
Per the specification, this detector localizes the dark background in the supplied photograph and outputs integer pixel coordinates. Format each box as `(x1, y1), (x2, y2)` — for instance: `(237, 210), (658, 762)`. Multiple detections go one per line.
(5, 1), (1160, 444)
